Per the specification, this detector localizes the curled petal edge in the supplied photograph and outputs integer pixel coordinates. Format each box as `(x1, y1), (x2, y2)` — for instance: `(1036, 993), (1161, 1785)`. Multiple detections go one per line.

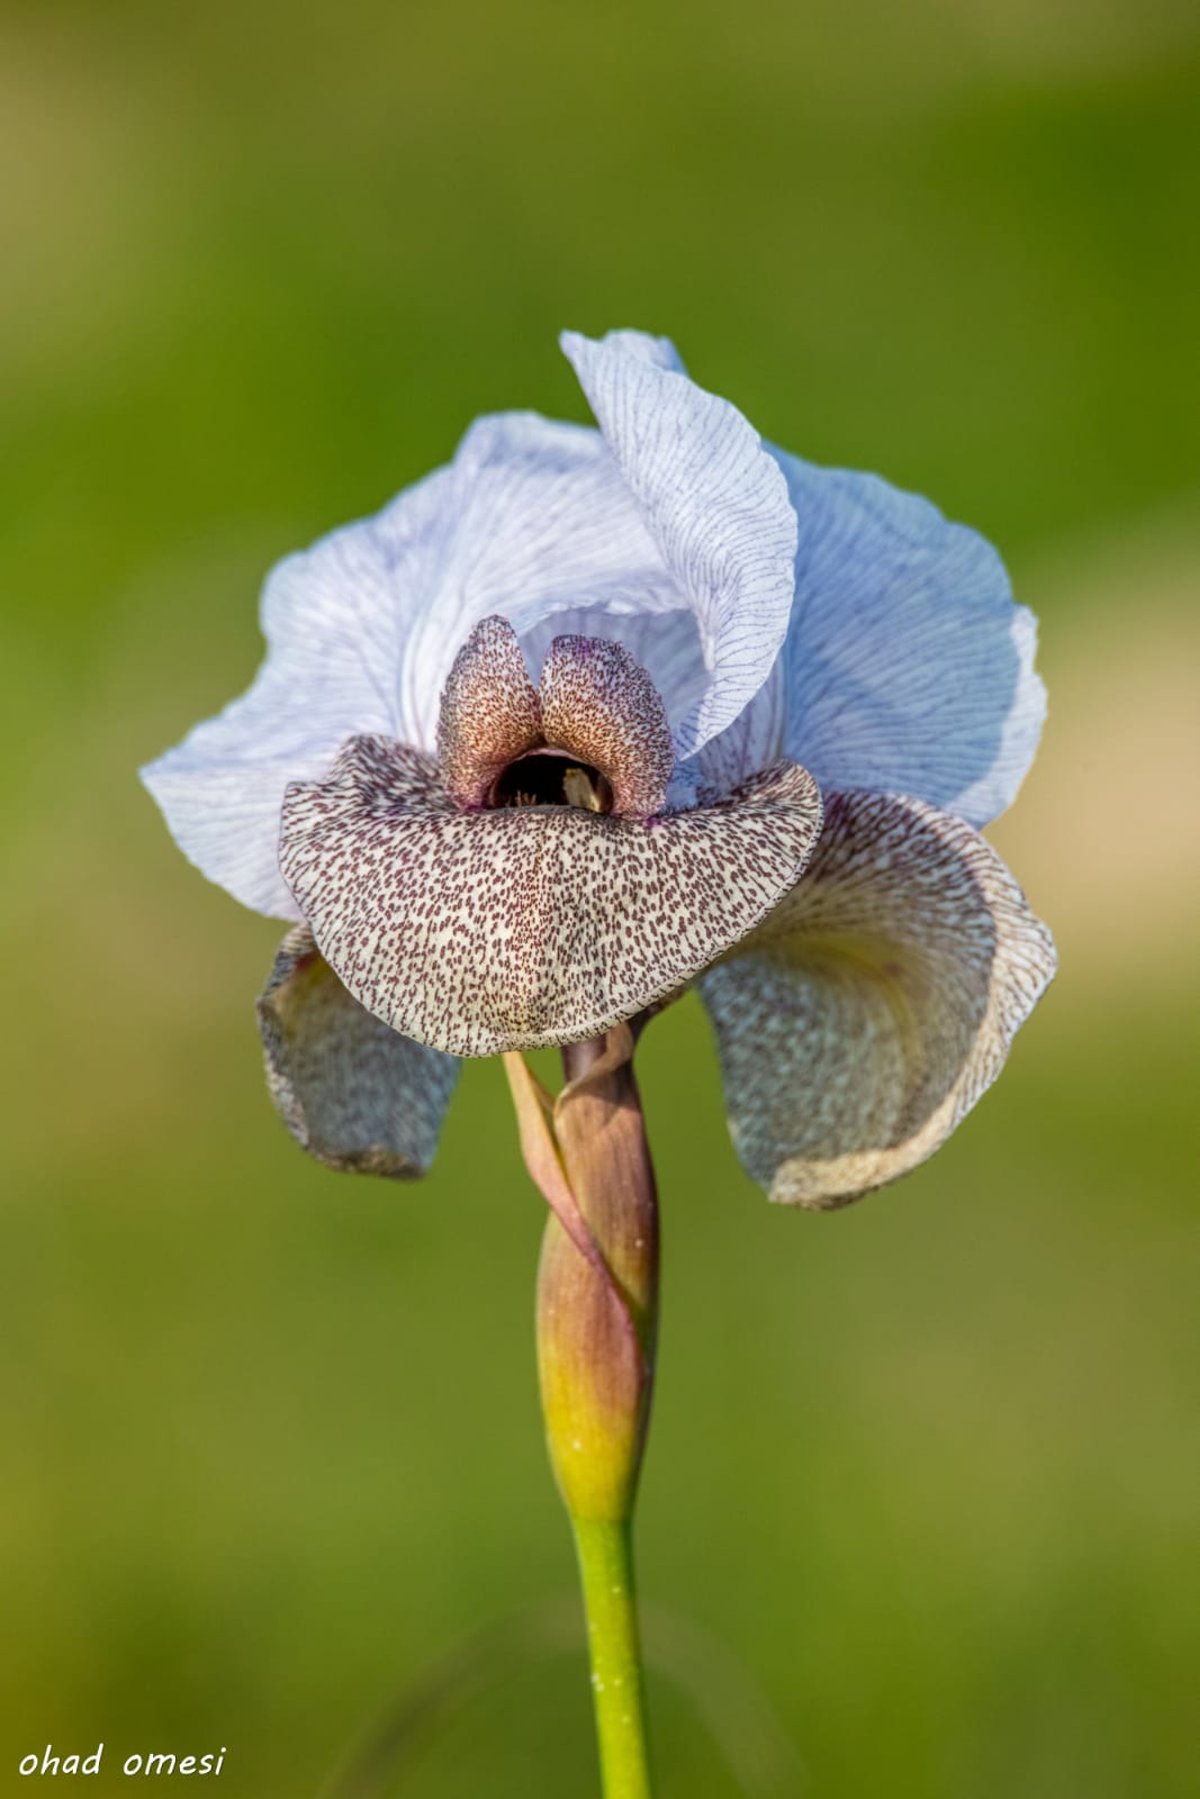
(562, 328), (799, 763)
(700, 789), (1056, 1207)
(257, 925), (459, 1177)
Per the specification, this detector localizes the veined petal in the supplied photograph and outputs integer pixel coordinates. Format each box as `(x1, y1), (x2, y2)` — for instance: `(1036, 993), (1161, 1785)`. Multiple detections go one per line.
(280, 736), (823, 1057)
(141, 759), (308, 922)
(519, 604), (708, 735)
(398, 412), (685, 747)
(691, 653), (787, 802)
(143, 415), (680, 918)
(700, 790), (1056, 1207)
(436, 615), (542, 807)
(257, 925), (458, 1176)
(773, 453), (1045, 827)
(539, 634), (675, 818)
(561, 330), (798, 762)
(140, 472), (458, 919)
(592, 329), (687, 373)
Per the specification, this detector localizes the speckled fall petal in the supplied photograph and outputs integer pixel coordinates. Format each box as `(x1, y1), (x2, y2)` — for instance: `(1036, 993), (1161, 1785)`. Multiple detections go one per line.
(435, 615), (543, 807)
(699, 790), (1056, 1207)
(256, 925), (459, 1175)
(539, 634), (675, 817)
(280, 735), (823, 1057)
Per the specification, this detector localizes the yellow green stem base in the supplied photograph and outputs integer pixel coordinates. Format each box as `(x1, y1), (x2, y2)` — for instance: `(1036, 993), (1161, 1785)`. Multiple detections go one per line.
(572, 1517), (653, 1799)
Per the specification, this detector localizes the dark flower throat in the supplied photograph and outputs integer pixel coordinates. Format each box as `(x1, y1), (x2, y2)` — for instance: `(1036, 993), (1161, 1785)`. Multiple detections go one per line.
(491, 752), (613, 814)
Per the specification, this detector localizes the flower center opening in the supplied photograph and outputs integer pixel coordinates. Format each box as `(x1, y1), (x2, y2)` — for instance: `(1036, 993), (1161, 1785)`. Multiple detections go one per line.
(491, 751), (614, 814)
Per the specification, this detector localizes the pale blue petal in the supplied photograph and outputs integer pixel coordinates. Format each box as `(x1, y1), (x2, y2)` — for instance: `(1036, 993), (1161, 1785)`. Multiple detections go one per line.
(691, 658), (787, 802)
(594, 329), (687, 373)
(562, 330), (798, 761)
(773, 452), (1045, 827)
(518, 604), (707, 732)
(143, 414), (679, 918)
(140, 471), (457, 918)
(396, 412), (683, 746)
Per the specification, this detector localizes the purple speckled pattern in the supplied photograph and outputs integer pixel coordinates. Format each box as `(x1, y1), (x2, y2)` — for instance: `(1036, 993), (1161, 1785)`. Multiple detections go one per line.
(538, 632), (675, 818)
(257, 924), (459, 1176)
(436, 615), (543, 808)
(280, 735), (823, 1057)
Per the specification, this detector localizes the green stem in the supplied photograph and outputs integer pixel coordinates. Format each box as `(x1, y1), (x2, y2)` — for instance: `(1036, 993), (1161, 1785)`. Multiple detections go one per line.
(508, 1030), (658, 1796)
(572, 1517), (654, 1799)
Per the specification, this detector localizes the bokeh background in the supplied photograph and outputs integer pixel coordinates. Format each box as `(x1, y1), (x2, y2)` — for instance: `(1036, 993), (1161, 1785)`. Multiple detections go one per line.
(2, 2), (1198, 1794)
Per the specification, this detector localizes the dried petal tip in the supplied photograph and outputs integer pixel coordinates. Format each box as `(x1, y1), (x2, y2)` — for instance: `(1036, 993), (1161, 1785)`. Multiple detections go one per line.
(257, 926), (458, 1176)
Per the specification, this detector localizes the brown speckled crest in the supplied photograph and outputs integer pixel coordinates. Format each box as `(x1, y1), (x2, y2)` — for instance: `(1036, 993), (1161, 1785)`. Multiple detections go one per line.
(257, 925), (459, 1175)
(436, 616), (675, 819)
(279, 735), (823, 1057)
(539, 633), (675, 817)
(436, 615), (543, 808)
(700, 790), (1056, 1206)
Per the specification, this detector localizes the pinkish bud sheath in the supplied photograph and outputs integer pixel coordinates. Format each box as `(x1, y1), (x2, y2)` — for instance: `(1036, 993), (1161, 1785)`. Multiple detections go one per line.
(505, 1026), (659, 1524)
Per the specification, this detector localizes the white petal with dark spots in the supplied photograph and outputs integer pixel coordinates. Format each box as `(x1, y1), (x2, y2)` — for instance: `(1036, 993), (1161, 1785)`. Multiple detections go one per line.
(257, 925), (458, 1176)
(700, 790), (1056, 1206)
(280, 736), (823, 1057)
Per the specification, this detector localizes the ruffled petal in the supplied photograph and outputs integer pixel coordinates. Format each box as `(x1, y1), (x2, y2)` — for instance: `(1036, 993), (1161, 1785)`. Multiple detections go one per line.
(280, 735), (823, 1057)
(143, 414), (680, 918)
(140, 472), (458, 918)
(561, 330), (798, 762)
(398, 412), (684, 747)
(772, 453), (1045, 827)
(700, 790), (1056, 1207)
(539, 634), (674, 818)
(436, 615), (542, 807)
(257, 925), (458, 1176)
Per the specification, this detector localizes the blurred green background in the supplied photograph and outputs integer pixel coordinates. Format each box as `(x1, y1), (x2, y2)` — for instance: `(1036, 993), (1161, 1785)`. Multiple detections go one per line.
(2, 1), (1198, 1794)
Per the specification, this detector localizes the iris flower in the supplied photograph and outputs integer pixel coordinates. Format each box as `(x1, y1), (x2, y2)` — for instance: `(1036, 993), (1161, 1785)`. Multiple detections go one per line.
(144, 327), (1057, 1796)
(143, 327), (1055, 1207)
